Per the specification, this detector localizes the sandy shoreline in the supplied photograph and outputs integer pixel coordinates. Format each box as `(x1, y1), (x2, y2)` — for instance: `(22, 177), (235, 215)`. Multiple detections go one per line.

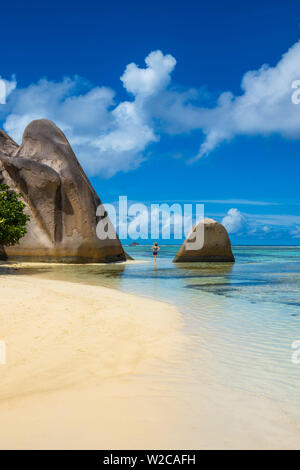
(0, 273), (299, 449)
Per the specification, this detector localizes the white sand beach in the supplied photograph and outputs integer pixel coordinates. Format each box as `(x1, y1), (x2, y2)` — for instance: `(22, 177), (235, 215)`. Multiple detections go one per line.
(0, 273), (299, 450)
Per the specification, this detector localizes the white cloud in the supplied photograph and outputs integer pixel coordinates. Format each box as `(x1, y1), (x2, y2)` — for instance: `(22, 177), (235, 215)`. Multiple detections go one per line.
(2, 41), (300, 176)
(106, 200), (195, 240)
(0, 76), (17, 104)
(192, 41), (300, 160)
(290, 226), (300, 238)
(2, 77), (115, 143)
(0, 51), (175, 177)
(222, 208), (249, 234)
(220, 208), (300, 241)
(121, 50), (176, 98)
(89, 101), (157, 177)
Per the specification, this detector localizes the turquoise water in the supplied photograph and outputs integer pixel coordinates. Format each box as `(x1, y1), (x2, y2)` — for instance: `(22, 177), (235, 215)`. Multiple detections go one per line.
(120, 246), (300, 413)
(16, 245), (300, 419)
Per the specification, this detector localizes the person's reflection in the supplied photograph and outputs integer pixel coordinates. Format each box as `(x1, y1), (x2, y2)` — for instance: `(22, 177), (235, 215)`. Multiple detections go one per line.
(152, 257), (160, 295)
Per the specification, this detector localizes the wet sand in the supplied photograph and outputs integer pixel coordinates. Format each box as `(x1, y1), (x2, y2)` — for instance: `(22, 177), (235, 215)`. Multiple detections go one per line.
(0, 274), (299, 449)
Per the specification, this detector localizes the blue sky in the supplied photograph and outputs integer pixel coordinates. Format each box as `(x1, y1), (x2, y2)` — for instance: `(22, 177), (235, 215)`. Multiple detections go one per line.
(1, 0), (300, 244)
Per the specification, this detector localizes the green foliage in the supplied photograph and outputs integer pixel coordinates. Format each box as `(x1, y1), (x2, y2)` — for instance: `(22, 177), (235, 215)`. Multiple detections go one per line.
(0, 183), (30, 247)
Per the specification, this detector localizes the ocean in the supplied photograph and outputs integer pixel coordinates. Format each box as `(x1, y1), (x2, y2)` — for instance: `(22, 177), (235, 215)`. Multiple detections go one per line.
(16, 245), (300, 423)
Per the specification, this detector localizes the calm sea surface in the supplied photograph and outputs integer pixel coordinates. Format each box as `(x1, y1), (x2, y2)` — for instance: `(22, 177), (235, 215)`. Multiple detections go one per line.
(16, 246), (300, 420)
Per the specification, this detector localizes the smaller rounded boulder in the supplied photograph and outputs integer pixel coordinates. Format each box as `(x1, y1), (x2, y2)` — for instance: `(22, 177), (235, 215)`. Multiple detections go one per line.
(173, 218), (235, 263)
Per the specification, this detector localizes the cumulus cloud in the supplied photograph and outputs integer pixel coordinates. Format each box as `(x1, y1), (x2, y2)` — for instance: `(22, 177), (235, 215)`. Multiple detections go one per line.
(219, 208), (300, 242)
(106, 200), (195, 241)
(121, 50), (176, 98)
(2, 41), (300, 176)
(290, 226), (300, 238)
(222, 208), (249, 234)
(192, 41), (300, 160)
(0, 76), (17, 105)
(2, 77), (115, 141)
(0, 51), (175, 177)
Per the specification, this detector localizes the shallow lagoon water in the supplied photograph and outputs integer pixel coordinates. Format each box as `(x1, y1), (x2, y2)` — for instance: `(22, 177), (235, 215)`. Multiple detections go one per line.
(13, 245), (300, 421)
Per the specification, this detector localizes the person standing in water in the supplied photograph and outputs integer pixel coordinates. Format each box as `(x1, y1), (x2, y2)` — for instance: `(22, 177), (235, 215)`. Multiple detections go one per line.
(152, 242), (160, 263)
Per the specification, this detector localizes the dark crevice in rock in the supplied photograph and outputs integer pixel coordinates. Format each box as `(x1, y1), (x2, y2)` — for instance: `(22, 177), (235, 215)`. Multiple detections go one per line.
(0, 245), (7, 261)
(54, 186), (63, 243)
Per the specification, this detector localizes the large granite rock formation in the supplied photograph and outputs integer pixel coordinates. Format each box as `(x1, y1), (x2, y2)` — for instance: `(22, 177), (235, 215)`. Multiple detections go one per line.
(0, 119), (126, 263)
(173, 218), (235, 263)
